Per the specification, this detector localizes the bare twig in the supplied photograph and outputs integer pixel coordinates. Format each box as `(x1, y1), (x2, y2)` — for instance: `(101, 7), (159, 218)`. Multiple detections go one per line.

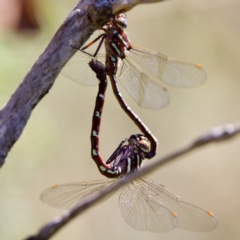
(25, 122), (240, 240)
(0, 0), (164, 167)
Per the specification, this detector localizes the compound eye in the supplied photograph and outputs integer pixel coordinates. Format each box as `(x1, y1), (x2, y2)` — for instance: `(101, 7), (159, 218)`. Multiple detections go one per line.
(137, 135), (150, 153)
(115, 14), (127, 29)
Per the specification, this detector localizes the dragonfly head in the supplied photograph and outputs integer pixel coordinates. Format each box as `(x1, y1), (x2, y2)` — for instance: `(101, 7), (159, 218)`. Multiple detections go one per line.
(115, 13), (127, 29)
(129, 134), (150, 157)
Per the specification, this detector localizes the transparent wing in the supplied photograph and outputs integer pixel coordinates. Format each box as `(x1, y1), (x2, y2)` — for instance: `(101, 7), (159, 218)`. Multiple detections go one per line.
(136, 177), (217, 231)
(129, 46), (207, 88)
(118, 58), (170, 110)
(40, 178), (115, 209)
(61, 51), (105, 86)
(119, 179), (178, 232)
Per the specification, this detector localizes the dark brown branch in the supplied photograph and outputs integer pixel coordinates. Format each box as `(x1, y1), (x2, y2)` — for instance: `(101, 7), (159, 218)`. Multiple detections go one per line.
(25, 122), (240, 240)
(0, 0), (164, 167)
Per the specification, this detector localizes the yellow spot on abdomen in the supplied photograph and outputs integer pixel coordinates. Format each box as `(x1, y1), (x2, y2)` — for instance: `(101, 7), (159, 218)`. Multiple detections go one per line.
(51, 185), (57, 189)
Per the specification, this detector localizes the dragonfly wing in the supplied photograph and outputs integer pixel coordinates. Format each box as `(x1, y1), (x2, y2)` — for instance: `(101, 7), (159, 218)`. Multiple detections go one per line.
(61, 51), (105, 86)
(139, 177), (217, 231)
(119, 179), (178, 232)
(129, 46), (207, 88)
(40, 179), (115, 209)
(118, 59), (170, 110)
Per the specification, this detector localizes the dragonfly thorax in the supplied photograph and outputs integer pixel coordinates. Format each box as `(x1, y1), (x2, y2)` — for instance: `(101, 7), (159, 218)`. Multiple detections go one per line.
(109, 134), (150, 176)
(104, 15), (131, 61)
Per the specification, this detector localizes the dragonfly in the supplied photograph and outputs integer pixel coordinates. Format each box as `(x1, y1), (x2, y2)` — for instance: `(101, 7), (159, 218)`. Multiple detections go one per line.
(62, 13), (207, 111)
(41, 60), (217, 232)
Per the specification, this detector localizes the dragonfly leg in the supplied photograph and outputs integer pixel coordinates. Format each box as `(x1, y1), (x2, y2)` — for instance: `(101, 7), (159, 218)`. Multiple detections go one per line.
(81, 33), (106, 57)
(70, 43), (94, 57)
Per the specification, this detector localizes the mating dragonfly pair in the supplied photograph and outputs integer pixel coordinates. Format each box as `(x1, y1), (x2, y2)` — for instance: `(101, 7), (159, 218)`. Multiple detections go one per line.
(40, 14), (217, 232)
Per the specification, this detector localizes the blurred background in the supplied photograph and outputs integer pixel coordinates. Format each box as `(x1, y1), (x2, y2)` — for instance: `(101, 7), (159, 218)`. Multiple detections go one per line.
(0, 0), (240, 239)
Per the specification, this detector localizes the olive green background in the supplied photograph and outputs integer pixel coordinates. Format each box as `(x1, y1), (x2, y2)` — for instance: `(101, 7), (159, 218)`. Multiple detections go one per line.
(0, 0), (240, 239)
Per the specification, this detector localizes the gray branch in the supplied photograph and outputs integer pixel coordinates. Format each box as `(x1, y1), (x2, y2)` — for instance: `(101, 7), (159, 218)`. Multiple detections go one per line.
(25, 122), (240, 240)
(0, 0), (164, 167)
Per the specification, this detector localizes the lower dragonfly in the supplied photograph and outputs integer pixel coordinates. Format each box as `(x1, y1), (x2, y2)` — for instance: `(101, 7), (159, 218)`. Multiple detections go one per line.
(41, 59), (217, 232)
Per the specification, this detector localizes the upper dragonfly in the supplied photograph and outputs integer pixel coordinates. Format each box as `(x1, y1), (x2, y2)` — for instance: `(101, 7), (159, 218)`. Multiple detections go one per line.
(62, 13), (207, 110)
